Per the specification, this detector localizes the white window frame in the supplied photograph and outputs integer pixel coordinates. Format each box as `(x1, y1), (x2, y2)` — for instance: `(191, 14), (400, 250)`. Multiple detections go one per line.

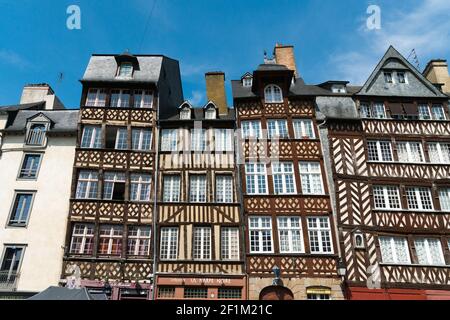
(114, 128), (128, 150)
(372, 185), (401, 210)
(379, 236), (411, 264)
(160, 227), (179, 260)
(75, 170), (99, 199)
(161, 129), (178, 152)
(367, 140), (393, 162)
(264, 84), (283, 103)
(372, 103), (386, 119)
(189, 175), (207, 203)
(249, 216), (274, 254)
(215, 129), (233, 151)
(117, 62), (133, 78)
(80, 126), (102, 149)
(180, 108), (191, 120)
(86, 89), (106, 107)
(130, 174), (152, 202)
(428, 142), (450, 164)
(243, 77), (253, 87)
(293, 119), (315, 139)
(133, 90), (153, 109)
(384, 72), (394, 84)
(127, 226), (151, 256)
(439, 188), (450, 212)
(190, 129), (206, 152)
(132, 128), (152, 151)
(299, 162), (325, 195)
(163, 175), (181, 202)
(277, 217), (304, 253)
(98, 225), (123, 256)
(221, 227), (239, 261)
(272, 162), (297, 195)
(103, 172), (126, 200)
(193, 227), (211, 260)
(307, 217), (333, 254)
(245, 163), (268, 195)
(397, 141), (425, 163)
(69, 224), (95, 255)
(215, 175), (233, 203)
(241, 120), (262, 139)
(267, 119), (289, 139)
(110, 89), (131, 108)
(414, 238), (445, 266)
(431, 104), (446, 120)
(205, 108), (217, 120)
(397, 71), (407, 84)
(405, 187), (434, 211)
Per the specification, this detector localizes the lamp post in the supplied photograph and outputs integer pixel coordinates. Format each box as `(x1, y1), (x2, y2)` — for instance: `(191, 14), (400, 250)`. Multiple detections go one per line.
(272, 266), (281, 286)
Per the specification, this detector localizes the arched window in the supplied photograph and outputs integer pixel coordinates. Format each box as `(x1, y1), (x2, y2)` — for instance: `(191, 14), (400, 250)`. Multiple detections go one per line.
(264, 85), (283, 103)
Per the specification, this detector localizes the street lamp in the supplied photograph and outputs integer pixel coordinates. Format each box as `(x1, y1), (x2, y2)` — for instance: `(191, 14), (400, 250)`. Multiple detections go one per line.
(272, 266), (281, 286)
(337, 259), (347, 278)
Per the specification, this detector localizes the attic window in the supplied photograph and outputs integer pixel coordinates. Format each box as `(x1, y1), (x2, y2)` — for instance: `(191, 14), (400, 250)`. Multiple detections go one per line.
(264, 85), (283, 103)
(118, 62), (133, 78)
(26, 124), (47, 146)
(397, 72), (407, 84)
(331, 85), (347, 93)
(384, 72), (393, 84)
(205, 108), (216, 120)
(180, 107), (191, 120)
(243, 78), (252, 87)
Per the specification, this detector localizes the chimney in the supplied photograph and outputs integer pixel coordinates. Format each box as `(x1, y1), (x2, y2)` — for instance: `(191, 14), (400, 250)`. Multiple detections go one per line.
(274, 43), (299, 78)
(20, 83), (65, 110)
(205, 72), (228, 115)
(423, 60), (450, 94)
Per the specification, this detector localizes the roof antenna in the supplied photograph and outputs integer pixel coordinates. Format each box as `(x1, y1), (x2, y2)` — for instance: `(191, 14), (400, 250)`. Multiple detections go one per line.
(407, 49), (420, 70)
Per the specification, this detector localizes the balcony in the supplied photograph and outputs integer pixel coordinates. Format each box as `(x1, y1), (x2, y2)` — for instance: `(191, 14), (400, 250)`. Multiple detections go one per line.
(75, 149), (154, 170)
(0, 271), (19, 291)
(80, 107), (154, 125)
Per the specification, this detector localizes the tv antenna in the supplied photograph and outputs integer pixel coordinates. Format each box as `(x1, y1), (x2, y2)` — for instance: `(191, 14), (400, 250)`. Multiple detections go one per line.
(407, 49), (420, 70)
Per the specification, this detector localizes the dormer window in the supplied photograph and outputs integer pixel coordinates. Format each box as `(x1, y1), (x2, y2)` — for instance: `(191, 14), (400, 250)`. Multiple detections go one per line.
(243, 78), (253, 87)
(118, 62), (133, 78)
(205, 108), (216, 120)
(397, 72), (407, 84)
(180, 108), (191, 120)
(384, 72), (393, 84)
(331, 85), (347, 93)
(26, 124), (47, 146)
(264, 84), (283, 103)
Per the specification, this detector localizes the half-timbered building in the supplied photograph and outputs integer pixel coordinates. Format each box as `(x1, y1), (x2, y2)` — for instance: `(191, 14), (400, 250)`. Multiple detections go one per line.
(154, 72), (246, 300)
(232, 45), (344, 300)
(61, 53), (183, 300)
(322, 46), (450, 300)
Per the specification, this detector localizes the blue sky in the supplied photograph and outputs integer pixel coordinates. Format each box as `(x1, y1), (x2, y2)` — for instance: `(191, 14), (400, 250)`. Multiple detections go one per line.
(0, 0), (449, 108)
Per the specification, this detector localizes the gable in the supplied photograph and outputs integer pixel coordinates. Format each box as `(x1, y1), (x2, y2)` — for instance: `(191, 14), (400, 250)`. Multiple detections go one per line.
(28, 113), (52, 124)
(358, 46), (447, 98)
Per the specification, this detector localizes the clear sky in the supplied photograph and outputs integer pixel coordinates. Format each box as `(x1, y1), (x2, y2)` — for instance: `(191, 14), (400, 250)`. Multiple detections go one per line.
(0, 0), (449, 109)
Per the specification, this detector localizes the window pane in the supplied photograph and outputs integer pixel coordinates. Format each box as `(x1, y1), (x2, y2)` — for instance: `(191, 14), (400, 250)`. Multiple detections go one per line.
(19, 154), (41, 179)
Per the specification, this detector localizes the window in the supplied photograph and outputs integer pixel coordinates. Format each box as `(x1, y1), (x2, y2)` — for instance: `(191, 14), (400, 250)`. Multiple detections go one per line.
(249, 217), (273, 253)
(428, 142), (450, 163)
(26, 124), (46, 146)
(160, 227), (178, 260)
(431, 104), (446, 120)
(161, 129), (178, 152)
(190, 129), (206, 152)
(163, 175), (180, 202)
(267, 119), (289, 139)
(130, 174), (151, 202)
(127, 226), (151, 256)
(105, 127), (128, 150)
(205, 108), (216, 120)
(307, 288), (331, 300)
(384, 72), (393, 83)
(98, 225), (123, 256)
(367, 141), (393, 162)
(360, 103), (371, 118)
(331, 85), (346, 93)
(397, 72), (406, 84)
(81, 126), (102, 149)
(406, 187), (434, 211)
(86, 89), (106, 107)
(278, 217), (304, 253)
(218, 288), (242, 299)
(418, 104), (431, 120)
(243, 77), (252, 87)
(221, 228), (239, 260)
(307, 217), (333, 254)
(19, 154), (42, 179)
(0, 246), (24, 286)
(372, 103), (386, 119)
(158, 287), (175, 299)
(272, 162), (296, 194)
(193, 227), (211, 260)
(118, 63), (133, 77)
(184, 287), (208, 299)
(69, 224), (95, 254)
(397, 141), (424, 163)
(180, 108), (191, 120)
(132, 129), (152, 151)
(379, 236), (411, 264)
(439, 188), (450, 211)
(216, 175), (233, 203)
(133, 90), (153, 108)
(8, 193), (34, 226)
(293, 119), (315, 139)
(414, 238), (445, 265)
(75, 170), (99, 199)
(103, 172), (126, 201)
(215, 129), (233, 151)
(264, 85), (283, 103)
(110, 89), (131, 108)
(373, 186), (401, 210)
(245, 163), (267, 195)
(241, 120), (262, 139)
(299, 162), (324, 195)
(189, 175), (207, 203)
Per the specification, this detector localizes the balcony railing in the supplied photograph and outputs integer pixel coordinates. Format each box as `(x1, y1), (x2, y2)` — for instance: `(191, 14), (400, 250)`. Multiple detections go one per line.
(0, 271), (19, 291)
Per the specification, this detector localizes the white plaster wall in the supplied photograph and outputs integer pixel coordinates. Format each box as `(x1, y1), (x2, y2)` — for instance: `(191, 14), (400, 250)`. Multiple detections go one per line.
(0, 134), (75, 293)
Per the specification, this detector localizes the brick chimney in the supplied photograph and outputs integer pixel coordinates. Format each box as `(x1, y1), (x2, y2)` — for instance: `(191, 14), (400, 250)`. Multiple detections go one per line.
(274, 43), (299, 78)
(20, 83), (65, 110)
(423, 60), (450, 94)
(205, 72), (228, 115)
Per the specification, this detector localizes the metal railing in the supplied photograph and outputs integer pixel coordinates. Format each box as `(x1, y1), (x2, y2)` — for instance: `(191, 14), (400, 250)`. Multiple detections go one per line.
(0, 271), (19, 291)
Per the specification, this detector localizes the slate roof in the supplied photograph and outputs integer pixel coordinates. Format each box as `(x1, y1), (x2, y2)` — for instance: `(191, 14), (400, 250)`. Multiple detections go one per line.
(4, 109), (79, 133)
(0, 101), (46, 114)
(28, 286), (107, 300)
